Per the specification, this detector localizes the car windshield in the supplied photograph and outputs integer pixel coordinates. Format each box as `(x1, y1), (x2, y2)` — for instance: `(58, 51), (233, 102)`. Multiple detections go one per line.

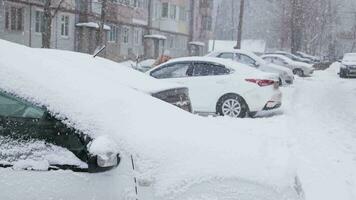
(343, 54), (356, 62)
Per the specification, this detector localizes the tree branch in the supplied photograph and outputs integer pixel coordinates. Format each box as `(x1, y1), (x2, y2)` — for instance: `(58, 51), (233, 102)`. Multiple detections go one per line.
(51, 0), (65, 18)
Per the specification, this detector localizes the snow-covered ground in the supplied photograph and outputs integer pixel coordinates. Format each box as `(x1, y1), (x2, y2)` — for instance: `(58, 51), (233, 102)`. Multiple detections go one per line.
(216, 62), (356, 200)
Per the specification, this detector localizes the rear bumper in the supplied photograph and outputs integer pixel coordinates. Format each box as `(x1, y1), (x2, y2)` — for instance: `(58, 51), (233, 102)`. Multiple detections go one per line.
(263, 92), (282, 110)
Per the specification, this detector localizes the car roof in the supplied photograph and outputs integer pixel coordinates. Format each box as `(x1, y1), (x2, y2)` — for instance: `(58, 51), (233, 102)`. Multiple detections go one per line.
(206, 50), (266, 63)
(157, 56), (267, 77)
(262, 54), (293, 61)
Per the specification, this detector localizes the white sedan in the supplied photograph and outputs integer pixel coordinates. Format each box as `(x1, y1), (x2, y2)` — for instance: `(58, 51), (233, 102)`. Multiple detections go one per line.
(261, 54), (314, 77)
(206, 50), (294, 85)
(147, 57), (282, 118)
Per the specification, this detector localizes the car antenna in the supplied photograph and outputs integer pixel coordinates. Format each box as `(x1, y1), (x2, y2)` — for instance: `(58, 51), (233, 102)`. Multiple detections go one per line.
(93, 45), (106, 58)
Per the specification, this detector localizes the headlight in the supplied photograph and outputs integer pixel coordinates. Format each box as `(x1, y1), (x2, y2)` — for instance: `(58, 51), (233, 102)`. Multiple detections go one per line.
(97, 152), (118, 168)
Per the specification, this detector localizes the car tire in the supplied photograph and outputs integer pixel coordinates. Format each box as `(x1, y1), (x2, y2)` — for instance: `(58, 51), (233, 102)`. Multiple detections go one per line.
(216, 94), (248, 118)
(279, 78), (283, 86)
(293, 68), (304, 77)
(339, 69), (347, 78)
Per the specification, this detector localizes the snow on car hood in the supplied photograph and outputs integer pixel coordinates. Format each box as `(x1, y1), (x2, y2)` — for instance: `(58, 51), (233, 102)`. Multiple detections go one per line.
(341, 61), (356, 66)
(0, 40), (296, 198)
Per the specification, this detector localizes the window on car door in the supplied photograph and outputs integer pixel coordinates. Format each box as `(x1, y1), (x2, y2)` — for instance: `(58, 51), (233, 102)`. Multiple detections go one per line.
(192, 62), (230, 76)
(0, 92), (88, 171)
(217, 53), (234, 60)
(274, 57), (287, 66)
(150, 62), (192, 79)
(236, 54), (256, 67)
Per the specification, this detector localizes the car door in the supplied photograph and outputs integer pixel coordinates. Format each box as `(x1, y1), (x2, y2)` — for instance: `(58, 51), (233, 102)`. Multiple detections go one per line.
(181, 62), (232, 113)
(271, 57), (292, 70)
(0, 92), (135, 200)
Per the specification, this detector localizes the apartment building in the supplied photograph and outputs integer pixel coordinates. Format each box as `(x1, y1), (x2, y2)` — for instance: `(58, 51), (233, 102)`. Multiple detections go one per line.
(189, 0), (213, 56)
(0, 0), (213, 61)
(0, 0), (76, 50)
(146, 0), (190, 58)
(76, 0), (149, 61)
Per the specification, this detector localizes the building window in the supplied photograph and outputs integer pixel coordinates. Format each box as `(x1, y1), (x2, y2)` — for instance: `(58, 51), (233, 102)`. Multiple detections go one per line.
(178, 6), (186, 21)
(60, 15), (69, 37)
(108, 25), (118, 42)
(202, 16), (212, 31)
(5, 6), (24, 31)
(161, 3), (168, 18)
(133, 28), (141, 45)
(170, 4), (176, 19)
(35, 11), (45, 33)
(122, 27), (129, 44)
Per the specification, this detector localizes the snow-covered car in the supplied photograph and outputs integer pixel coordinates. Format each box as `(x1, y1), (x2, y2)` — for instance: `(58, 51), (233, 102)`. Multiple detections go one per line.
(0, 40), (304, 200)
(261, 54), (314, 77)
(339, 53), (356, 78)
(147, 57), (282, 118)
(295, 51), (321, 63)
(206, 50), (294, 85)
(271, 51), (313, 64)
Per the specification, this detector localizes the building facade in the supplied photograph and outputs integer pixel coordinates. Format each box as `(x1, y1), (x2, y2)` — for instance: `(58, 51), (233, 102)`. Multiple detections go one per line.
(0, 0), (213, 62)
(0, 0), (76, 50)
(189, 0), (213, 56)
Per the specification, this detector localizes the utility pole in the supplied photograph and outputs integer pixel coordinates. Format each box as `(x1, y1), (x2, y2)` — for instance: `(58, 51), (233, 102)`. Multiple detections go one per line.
(234, 0), (245, 49)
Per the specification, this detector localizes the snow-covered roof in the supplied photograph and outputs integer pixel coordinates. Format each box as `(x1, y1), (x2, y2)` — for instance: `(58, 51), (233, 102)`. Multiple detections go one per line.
(189, 41), (205, 47)
(0, 39), (297, 198)
(144, 34), (167, 40)
(76, 22), (111, 31)
(209, 39), (267, 53)
(206, 49), (266, 64)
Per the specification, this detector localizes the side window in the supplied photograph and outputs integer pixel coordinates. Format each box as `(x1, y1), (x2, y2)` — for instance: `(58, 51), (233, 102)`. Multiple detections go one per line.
(211, 64), (230, 75)
(193, 62), (212, 76)
(218, 53), (234, 60)
(274, 57), (287, 66)
(263, 57), (272, 63)
(0, 93), (44, 119)
(193, 63), (230, 76)
(151, 63), (192, 79)
(237, 54), (256, 67)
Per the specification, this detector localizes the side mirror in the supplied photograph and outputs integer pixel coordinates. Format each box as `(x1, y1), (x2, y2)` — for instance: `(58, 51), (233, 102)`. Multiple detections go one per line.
(254, 62), (261, 68)
(87, 136), (120, 173)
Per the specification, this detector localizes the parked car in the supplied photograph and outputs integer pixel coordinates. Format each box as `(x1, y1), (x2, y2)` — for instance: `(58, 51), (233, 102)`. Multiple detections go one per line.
(147, 57), (282, 118)
(268, 51), (313, 64)
(206, 50), (294, 85)
(0, 39), (304, 200)
(295, 51), (321, 63)
(261, 54), (314, 77)
(339, 53), (356, 78)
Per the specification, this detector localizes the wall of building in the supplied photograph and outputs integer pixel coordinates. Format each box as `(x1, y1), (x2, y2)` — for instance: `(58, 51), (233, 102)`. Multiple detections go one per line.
(0, 0), (75, 50)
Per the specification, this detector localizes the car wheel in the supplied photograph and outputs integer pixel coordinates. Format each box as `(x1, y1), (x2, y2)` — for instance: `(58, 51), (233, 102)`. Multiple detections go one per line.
(217, 94), (248, 118)
(293, 69), (304, 77)
(279, 78), (283, 86)
(339, 69), (347, 78)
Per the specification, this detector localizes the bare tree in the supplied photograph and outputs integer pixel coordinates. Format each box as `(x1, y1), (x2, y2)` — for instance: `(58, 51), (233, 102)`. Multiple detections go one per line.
(234, 0), (245, 49)
(96, 0), (108, 48)
(42, 0), (65, 48)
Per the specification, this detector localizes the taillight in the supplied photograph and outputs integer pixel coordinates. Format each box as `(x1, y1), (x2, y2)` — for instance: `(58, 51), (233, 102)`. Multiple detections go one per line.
(245, 79), (275, 87)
